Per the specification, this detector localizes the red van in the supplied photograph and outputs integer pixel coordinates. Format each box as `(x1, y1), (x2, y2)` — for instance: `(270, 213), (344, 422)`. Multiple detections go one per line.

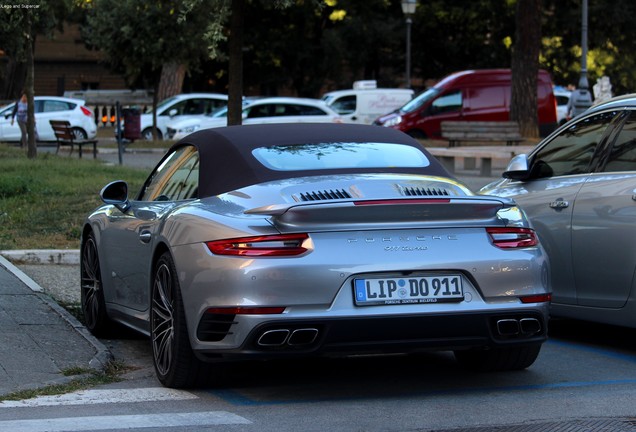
(374, 69), (558, 139)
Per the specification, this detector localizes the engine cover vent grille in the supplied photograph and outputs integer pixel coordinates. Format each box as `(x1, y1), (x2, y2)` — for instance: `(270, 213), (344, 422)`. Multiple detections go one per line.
(299, 189), (352, 201)
(400, 186), (451, 197)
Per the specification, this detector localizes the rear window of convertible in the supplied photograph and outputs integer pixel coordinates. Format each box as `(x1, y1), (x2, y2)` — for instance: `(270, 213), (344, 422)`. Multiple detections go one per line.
(252, 142), (431, 171)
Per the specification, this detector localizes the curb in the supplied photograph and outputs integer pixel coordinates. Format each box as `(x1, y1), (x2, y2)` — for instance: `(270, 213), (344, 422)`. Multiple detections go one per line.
(0, 249), (80, 265)
(0, 252), (112, 375)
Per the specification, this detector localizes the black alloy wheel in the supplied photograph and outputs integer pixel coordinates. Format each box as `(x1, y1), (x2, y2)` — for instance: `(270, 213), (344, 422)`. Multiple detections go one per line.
(80, 233), (110, 336)
(151, 252), (206, 388)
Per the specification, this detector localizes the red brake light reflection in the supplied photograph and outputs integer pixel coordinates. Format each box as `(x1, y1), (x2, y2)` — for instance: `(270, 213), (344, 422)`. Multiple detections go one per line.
(486, 227), (538, 249)
(206, 233), (310, 257)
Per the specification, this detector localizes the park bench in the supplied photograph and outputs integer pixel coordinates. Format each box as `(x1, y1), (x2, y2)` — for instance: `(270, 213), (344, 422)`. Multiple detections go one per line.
(441, 121), (523, 147)
(427, 145), (534, 177)
(50, 120), (98, 159)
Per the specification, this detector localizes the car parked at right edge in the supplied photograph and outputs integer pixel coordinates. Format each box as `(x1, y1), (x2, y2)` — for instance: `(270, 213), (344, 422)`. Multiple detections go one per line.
(480, 94), (636, 329)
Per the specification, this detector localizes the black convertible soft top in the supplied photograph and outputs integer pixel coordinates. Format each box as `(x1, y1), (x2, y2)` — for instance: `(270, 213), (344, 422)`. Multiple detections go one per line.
(174, 123), (452, 198)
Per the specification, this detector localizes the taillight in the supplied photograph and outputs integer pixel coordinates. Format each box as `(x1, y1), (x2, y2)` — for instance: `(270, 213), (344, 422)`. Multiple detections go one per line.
(520, 293), (552, 303)
(486, 227), (538, 249)
(206, 233), (310, 257)
(80, 106), (93, 117)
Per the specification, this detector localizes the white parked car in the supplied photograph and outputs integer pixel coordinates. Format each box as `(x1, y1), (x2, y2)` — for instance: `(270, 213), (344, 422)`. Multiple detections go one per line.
(0, 96), (96, 142)
(554, 88), (571, 125)
(166, 97), (342, 140)
(140, 93), (228, 140)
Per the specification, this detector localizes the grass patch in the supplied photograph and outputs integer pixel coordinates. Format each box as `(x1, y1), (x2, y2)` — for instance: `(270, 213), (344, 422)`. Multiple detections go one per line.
(0, 144), (148, 250)
(0, 361), (130, 402)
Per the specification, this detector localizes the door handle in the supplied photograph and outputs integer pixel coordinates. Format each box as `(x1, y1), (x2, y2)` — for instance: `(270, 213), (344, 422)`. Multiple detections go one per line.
(549, 199), (569, 210)
(139, 230), (152, 243)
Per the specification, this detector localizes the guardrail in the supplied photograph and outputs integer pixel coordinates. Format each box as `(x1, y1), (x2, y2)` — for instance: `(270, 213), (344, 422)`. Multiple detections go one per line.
(63, 90), (153, 127)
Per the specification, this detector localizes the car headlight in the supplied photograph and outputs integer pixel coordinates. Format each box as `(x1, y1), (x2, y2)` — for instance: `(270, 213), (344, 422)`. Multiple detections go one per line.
(382, 115), (403, 127)
(179, 125), (201, 134)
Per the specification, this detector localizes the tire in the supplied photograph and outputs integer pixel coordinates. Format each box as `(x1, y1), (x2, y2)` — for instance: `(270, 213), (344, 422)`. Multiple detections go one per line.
(142, 127), (162, 141)
(80, 233), (111, 336)
(454, 344), (542, 372)
(72, 127), (88, 140)
(151, 252), (207, 388)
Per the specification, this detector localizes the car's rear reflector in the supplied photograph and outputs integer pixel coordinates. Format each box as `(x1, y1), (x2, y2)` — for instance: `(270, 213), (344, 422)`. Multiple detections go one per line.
(486, 227), (538, 249)
(206, 233), (310, 257)
(520, 293), (552, 303)
(205, 306), (286, 315)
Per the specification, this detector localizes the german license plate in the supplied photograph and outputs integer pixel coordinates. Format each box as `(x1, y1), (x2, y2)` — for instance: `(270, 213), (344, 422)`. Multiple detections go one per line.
(353, 275), (463, 306)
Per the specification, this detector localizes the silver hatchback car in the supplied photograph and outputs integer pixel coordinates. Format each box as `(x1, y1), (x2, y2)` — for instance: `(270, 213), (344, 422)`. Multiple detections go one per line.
(481, 94), (636, 329)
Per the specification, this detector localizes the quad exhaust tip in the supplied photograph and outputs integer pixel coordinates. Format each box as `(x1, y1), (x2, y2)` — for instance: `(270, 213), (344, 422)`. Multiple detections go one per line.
(257, 328), (319, 347)
(496, 318), (541, 336)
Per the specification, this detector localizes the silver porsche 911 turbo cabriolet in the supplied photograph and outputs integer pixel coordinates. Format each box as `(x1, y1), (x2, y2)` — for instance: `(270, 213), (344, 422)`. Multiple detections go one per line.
(81, 123), (551, 388)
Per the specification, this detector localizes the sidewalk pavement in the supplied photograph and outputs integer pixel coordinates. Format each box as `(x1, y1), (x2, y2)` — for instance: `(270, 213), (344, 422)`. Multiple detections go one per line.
(0, 251), (111, 398)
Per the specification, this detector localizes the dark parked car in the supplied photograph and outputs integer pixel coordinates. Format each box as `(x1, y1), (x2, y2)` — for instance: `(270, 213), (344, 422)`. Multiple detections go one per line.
(82, 123), (550, 388)
(481, 94), (636, 329)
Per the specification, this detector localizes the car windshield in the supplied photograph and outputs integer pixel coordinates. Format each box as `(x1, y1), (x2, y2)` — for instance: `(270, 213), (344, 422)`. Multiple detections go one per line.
(252, 142), (431, 171)
(401, 88), (440, 113)
(146, 96), (180, 114)
(206, 106), (229, 118)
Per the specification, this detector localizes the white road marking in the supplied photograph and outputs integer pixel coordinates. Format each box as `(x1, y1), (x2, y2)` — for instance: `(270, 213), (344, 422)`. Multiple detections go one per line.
(0, 387), (198, 408)
(0, 411), (252, 431)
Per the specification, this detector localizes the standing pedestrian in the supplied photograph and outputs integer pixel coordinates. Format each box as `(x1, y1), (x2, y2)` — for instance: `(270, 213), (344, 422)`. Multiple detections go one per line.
(11, 92), (28, 148)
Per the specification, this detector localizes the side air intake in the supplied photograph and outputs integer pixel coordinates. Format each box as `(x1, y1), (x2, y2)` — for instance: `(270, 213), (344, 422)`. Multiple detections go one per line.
(299, 189), (352, 201)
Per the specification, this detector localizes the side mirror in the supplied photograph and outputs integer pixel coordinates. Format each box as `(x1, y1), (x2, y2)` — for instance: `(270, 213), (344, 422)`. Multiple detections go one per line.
(100, 180), (131, 213)
(502, 154), (531, 181)
(168, 108), (178, 118)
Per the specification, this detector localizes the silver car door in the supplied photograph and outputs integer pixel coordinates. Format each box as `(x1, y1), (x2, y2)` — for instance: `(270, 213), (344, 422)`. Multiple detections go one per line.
(99, 201), (172, 312)
(513, 111), (620, 306)
(572, 110), (636, 308)
(102, 145), (200, 312)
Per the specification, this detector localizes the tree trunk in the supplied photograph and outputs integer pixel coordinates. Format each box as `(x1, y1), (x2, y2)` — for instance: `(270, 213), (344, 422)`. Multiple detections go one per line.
(25, 15), (36, 159)
(510, 0), (541, 138)
(228, 0), (244, 126)
(2, 58), (27, 100)
(157, 62), (186, 102)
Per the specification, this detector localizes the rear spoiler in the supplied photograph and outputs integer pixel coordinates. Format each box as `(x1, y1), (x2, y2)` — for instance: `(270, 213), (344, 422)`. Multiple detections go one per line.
(245, 196), (525, 231)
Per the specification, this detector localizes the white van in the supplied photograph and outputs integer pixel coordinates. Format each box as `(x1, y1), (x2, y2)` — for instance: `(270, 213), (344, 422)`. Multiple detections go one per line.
(322, 81), (413, 124)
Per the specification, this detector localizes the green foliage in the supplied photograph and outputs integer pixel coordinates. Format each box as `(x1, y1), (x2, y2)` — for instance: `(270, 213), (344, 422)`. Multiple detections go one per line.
(0, 145), (147, 250)
(83, 0), (214, 88)
(0, 0), (69, 59)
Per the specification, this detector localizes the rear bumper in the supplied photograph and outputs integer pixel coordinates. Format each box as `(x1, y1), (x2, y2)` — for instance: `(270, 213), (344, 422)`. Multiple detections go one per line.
(195, 309), (548, 361)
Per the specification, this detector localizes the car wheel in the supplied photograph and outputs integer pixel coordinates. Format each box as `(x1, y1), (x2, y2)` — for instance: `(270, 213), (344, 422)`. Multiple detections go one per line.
(453, 344), (542, 372)
(151, 252), (206, 388)
(72, 127), (88, 140)
(142, 127), (162, 141)
(80, 233), (111, 336)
